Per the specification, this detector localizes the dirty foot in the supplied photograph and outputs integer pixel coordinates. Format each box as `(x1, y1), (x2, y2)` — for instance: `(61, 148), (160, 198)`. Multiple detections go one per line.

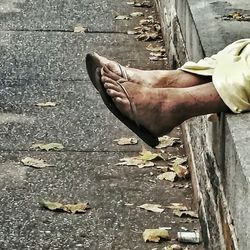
(95, 53), (212, 88)
(102, 77), (189, 136)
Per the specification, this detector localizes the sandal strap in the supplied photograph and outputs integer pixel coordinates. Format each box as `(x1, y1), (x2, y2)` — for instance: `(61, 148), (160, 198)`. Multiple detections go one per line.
(115, 81), (140, 127)
(118, 64), (128, 81)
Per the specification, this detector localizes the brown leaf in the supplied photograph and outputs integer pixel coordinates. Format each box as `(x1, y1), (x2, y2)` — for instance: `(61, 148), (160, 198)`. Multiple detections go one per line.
(173, 165), (189, 178)
(35, 102), (57, 107)
(114, 137), (138, 145)
(157, 172), (177, 182)
(146, 44), (166, 52)
(137, 150), (164, 161)
(138, 204), (164, 213)
(40, 200), (90, 214)
(130, 12), (144, 17)
(30, 143), (64, 151)
(164, 244), (183, 250)
(171, 157), (187, 167)
(74, 26), (88, 33)
(143, 229), (170, 242)
(115, 15), (131, 20)
(156, 136), (180, 149)
(134, 1), (152, 8)
(21, 157), (54, 168)
(116, 157), (154, 168)
(127, 30), (139, 35)
(173, 210), (198, 218)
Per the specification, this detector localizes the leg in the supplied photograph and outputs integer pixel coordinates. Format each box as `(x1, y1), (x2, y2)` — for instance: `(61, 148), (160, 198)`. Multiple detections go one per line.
(103, 78), (228, 137)
(94, 53), (212, 88)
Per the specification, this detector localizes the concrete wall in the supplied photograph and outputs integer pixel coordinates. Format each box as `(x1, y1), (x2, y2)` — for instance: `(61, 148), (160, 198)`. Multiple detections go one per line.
(155, 0), (250, 249)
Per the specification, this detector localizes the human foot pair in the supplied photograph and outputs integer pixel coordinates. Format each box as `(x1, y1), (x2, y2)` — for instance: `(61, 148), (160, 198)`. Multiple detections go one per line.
(86, 53), (225, 147)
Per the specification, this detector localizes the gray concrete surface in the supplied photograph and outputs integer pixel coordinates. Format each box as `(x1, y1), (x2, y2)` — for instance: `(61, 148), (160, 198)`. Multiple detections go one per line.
(156, 0), (250, 249)
(0, 0), (203, 249)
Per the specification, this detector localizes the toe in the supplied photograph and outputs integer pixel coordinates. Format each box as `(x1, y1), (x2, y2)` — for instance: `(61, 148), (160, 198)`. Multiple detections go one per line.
(106, 89), (125, 99)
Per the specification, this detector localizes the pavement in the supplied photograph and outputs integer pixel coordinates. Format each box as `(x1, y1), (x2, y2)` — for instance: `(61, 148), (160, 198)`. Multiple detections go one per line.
(0, 1), (203, 249)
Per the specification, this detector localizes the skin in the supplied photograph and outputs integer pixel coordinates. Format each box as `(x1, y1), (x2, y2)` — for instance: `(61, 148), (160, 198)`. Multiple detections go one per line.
(95, 53), (229, 135)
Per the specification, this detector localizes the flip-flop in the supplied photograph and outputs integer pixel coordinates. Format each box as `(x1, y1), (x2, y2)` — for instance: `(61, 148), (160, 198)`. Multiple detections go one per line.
(86, 53), (128, 90)
(85, 53), (159, 147)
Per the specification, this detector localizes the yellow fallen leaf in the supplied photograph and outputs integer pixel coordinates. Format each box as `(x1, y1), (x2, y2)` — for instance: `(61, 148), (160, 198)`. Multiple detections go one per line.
(138, 204), (164, 213)
(156, 136), (180, 149)
(157, 172), (176, 182)
(130, 12), (144, 17)
(30, 143), (64, 151)
(116, 157), (154, 168)
(115, 15), (131, 20)
(35, 102), (57, 107)
(137, 150), (164, 161)
(171, 157), (187, 167)
(134, 1), (152, 8)
(173, 210), (198, 218)
(164, 244), (183, 250)
(173, 164), (189, 178)
(143, 229), (170, 242)
(114, 137), (138, 145)
(40, 200), (90, 214)
(21, 157), (54, 168)
(127, 30), (139, 35)
(146, 44), (166, 52)
(74, 26), (87, 33)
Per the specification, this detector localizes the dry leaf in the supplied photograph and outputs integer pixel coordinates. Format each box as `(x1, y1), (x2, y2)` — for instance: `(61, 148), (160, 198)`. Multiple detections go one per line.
(115, 15), (131, 20)
(149, 56), (167, 61)
(134, 1), (152, 8)
(171, 157), (187, 166)
(137, 150), (164, 161)
(126, 1), (134, 5)
(74, 26), (87, 33)
(173, 164), (189, 178)
(114, 137), (138, 145)
(164, 244), (183, 250)
(137, 31), (160, 41)
(166, 203), (188, 211)
(130, 12), (144, 17)
(138, 204), (164, 213)
(21, 157), (54, 168)
(157, 172), (176, 182)
(173, 210), (198, 218)
(40, 200), (89, 214)
(143, 229), (170, 242)
(117, 157), (154, 168)
(30, 143), (64, 151)
(36, 102), (57, 107)
(146, 44), (166, 52)
(156, 136), (180, 149)
(127, 30), (139, 35)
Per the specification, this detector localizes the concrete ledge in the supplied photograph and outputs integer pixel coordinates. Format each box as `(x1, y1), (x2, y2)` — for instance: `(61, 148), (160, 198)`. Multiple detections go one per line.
(156, 0), (250, 249)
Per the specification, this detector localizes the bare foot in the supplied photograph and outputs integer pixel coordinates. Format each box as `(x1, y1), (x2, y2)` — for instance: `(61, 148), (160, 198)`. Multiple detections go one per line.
(94, 53), (212, 88)
(102, 77), (188, 136)
(102, 76), (229, 136)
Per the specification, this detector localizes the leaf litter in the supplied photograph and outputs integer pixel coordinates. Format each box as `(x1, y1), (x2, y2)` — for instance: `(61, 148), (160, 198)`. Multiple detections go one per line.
(35, 102), (57, 107)
(157, 172), (177, 182)
(156, 135), (181, 149)
(117, 149), (164, 168)
(127, 1), (152, 8)
(138, 203), (164, 213)
(40, 200), (90, 214)
(74, 26), (88, 33)
(21, 157), (55, 169)
(114, 137), (138, 145)
(143, 228), (170, 242)
(30, 143), (64, 151)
